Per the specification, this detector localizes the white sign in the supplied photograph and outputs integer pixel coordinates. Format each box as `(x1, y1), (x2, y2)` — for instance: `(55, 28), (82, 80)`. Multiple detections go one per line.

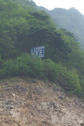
(31, 46), (45, 58)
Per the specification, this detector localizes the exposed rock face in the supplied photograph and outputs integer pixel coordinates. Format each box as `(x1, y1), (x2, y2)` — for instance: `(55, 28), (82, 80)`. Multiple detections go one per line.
(0, 78), (84, 126)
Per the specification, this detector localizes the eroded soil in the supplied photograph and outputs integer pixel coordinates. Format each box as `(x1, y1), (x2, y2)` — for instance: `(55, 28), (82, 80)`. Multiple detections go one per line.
(0, 78), (84, 126)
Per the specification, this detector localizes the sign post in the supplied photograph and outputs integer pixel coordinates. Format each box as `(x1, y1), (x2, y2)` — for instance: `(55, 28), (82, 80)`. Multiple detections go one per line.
(31, 46), (45, 58)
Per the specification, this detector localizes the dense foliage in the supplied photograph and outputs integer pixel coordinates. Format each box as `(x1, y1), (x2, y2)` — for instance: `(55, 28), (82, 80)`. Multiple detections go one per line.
(0, 54), (81, 95)
(0, 0), (84, 97)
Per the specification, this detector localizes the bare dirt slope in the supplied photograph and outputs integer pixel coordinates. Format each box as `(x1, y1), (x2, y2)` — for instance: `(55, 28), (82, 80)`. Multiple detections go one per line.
(0, 78), (84, 126)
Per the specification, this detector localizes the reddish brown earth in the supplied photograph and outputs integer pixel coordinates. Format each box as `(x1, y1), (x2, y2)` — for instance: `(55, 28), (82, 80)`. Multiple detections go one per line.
(0, 78), (84, 126)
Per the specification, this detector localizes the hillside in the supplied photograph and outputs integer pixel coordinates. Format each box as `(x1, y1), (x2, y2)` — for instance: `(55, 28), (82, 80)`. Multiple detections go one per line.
(46, 8), (84, 47)
(0, 78), (84, 126)
(0, 0), (84, 125)
(0, 0), (84, 96)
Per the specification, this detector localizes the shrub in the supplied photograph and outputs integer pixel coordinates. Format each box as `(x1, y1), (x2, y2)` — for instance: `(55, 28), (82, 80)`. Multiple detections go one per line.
(0, 53), (82, 96)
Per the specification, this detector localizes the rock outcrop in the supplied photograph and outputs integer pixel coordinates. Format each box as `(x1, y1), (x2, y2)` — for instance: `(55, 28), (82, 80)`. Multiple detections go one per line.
(0, 78), (84, 126)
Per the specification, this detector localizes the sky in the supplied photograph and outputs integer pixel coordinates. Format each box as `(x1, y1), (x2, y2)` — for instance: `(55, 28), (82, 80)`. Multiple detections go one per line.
(33, 0), (84, 14)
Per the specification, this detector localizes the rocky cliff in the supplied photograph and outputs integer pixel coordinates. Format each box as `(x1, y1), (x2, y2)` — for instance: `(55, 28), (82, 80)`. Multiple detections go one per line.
(0, 78), (84, 126)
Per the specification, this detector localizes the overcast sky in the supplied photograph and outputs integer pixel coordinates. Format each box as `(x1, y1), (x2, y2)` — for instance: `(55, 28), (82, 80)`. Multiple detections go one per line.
(33, 0), (84, 14)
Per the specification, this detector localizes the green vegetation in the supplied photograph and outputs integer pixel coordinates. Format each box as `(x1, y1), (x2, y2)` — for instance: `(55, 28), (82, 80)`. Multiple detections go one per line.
(0, 0), (84, 97)
(0, 54), (81, 95)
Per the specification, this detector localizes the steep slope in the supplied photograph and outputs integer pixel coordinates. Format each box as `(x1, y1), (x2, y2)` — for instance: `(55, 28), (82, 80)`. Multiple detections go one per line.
(0, 0), (73, 62)
(0, 78), (84, 126)
(0, 0), (84, 98)
(47, 8), (84, 47)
